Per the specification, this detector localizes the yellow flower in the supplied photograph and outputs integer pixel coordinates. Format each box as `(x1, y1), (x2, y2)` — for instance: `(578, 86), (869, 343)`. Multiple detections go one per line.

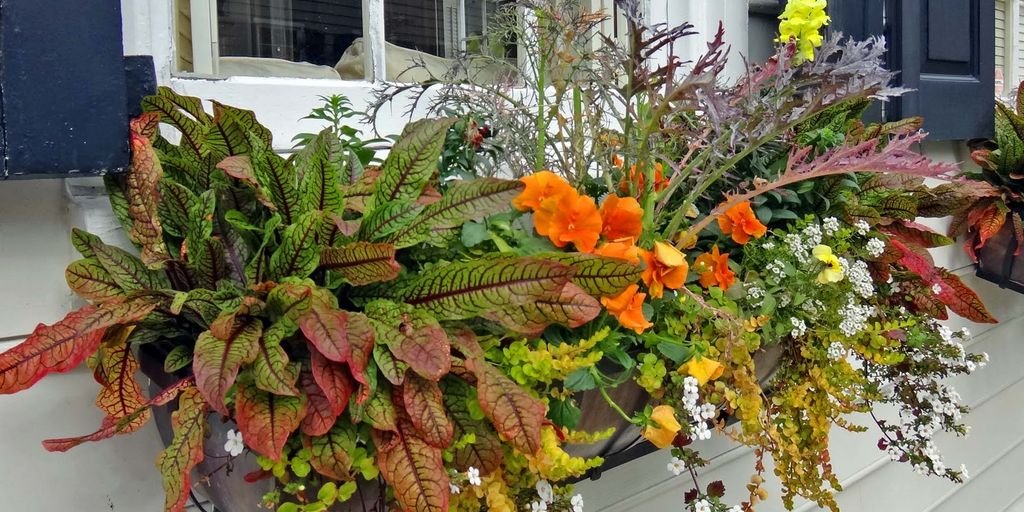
(777, 0), (830, 61)
(812, 244), (844, 284)
(677, 357), (725, 386)
(643, 405), (682, 449)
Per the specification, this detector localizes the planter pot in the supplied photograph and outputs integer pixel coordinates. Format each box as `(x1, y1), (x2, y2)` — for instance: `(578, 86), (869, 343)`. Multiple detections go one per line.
(976, 205), (1024, 293)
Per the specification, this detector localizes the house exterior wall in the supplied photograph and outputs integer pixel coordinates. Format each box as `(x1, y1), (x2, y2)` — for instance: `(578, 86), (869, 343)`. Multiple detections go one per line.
(0, 2), (1021, 511)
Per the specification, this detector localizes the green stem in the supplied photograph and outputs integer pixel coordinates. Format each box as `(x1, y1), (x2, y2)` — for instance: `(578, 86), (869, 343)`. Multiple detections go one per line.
(598, 383), (639, 425)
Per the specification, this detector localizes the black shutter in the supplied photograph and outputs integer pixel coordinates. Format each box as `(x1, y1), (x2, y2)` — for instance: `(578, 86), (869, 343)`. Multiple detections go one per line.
(888, 0), (995, 140)
(828, 0), (995, 140)
(0, 0), (155, 179)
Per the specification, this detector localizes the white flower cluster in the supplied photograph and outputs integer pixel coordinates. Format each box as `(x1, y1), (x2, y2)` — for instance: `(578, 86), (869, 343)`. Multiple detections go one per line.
(530, 480), (556, 512)
(844, 258), (874, 299)
(855, 220), (871, 236)
(693, 500), (712, 512)
(766, 259), (786, 282)
(667, 457), (687, 476)
(838, 295), (874, 337)
(746, 285), (766, 301)
(784, 233), (810, 264)
(866, 237), (886, 257)
(762, 241), (775, 250)
(790, 317), (807, 338)
(827, 341), (847, 360)
(822, 217), (840, 236)
(802, 223), (823, 247)
(801, 298), (824, 314)
(682, 376), (713, 440)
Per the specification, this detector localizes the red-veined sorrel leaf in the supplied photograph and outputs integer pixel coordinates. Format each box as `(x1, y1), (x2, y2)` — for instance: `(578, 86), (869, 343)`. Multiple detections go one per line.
(71, 228), (103, 259)
(131, 112), (161, 140)
(204, 104), (253, 158)
(319, 242), (400, 285)
(87, 236), (170, 291)
(483, 282), (601, 335)
(298, 303), (351, 363)
(398, 257), (573, 320)
(192, 314), (262, 415)
(163, 345), (192, 373)
(127, 126), (170, 266)
(65, 258), (125, 303)
(387, 178), (524, 248)
(94, 329), (150, 432)
(156, 386), (208, 512)
(310, 349), (354, 417)
(212, 101), (272, 146)
(43, 378), (195, 452)
(938, 270), (998, 323)
(347, 312), (374, 386)
(158, 179), (197, 238)
(891, 239), (940, 284)
(339, 167), (379, 213)
(141, 88), (205, 157)
(377, 422), (450, 512)
(303, 422), (357, 481)
(189, 237), (231, 289)
(358, 201), (424, 242)
(216, 155), (277, 211)
(370, 118), (457, 209)
(0, 299), (155, 394)
(881, 221), (954, 249)
(539, 253), (644, 297)
(269, 211), (321, 280)
(362, 388), (398, 432)
(911, 285), (949, 320)
(443, 379), (504, 474)
(235, 379), (307, 461)
(970, 200), (1009, 250)
(251, 143), (300, 225)
(367, 301), (450, 381)
(915, 183), (977, 217)
(373, 344), (407, 385)
(253, 339), (301, 396)
(399, 373), (453, 448)
(472, 362), (545, 455)
(295, 130), (345, 215)
(877, 195), (918, 221)
(299, 370), (340, 436)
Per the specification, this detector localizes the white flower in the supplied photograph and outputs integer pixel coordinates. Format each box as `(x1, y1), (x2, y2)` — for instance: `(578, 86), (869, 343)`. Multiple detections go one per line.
(535, 480), (554, 504)
(700, 403), (717, 420)
(449, 483), (461, 495)
(571, 494), (585, 512)
(531, 501), (548, 512)
(827, 342), (847, 360)
(224, 429), (245, 457)
(822, 217), (840, 236)
(694, 499), (712, 512)
(790, 317), (807, 338)
(855, 220), (871, 235)
(667, 457), (687, 476)
(866, 237), (886, 257)
(466, 466), (482, 486)
(762, 241), (775, 250)
(727, 507), (744, 512)
(931, 283), (943, 295)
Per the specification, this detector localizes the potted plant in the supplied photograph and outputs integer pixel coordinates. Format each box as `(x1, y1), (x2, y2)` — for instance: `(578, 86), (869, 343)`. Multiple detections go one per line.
(956, 83), (1024, 292)
(0, 1), (995, 512)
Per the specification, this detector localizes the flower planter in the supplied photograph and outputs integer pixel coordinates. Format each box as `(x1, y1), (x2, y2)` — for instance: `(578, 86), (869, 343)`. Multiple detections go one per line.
(975, 204), (1024, 294)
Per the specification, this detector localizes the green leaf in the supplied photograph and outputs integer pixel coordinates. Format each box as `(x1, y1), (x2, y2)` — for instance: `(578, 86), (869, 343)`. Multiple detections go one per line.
(192, 307), (263, 415)
(548, 397), (582, 430)
(269, 212), (322, 280)
(253, 339), (301, 396)
(370, 118), (457, 210)
(157, 180), (196, 238)
(163, 345), (193, 373)
(358, 201), (424, 242)
(482, 282), (600, 335)
(374, 344), (408, 386)
(442, 379), (504, 473)
(87, 235), (170, 291)
(366, 301), (450, 381)
(141, 87), (206, 157)
(294, 130), (346, 215)
(319, 242), (400, 286)
(304, 422), (357, 481)
(387, 178), (524, 248)
(249, 136), (301, 225)
(399, 373), (454, 448)
(537, 253), (643, 296)
(397, 256), (573, 320)
(461, 222), (489, 248)
(189, 237), (232, 289)
(65, 258), (126, 303)
(376, 423), (450, 512)
(564, 368), (597, 392)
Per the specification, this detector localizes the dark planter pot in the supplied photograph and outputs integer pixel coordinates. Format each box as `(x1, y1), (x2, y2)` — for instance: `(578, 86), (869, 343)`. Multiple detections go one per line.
(138, 342), (785, 505)
(976, 205), (1024, 293)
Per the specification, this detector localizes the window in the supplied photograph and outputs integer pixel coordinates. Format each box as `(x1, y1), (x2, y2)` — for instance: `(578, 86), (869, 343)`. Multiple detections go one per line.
(174, 0), (506, 80)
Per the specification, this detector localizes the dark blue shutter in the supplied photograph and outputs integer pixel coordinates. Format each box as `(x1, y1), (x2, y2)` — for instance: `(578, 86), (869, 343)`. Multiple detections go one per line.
(829, 0), (995, 140)
(0, 0), (155, 179)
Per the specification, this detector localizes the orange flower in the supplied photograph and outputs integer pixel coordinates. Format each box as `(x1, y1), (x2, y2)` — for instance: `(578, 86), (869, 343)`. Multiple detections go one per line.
(717, 201), (768, 245)
(640, 241), (689, 299)
(513, 170), (574, 212)
(600, 195), (644, 241)
(612, 154), (624, 168)
(619, 162), (669, 195)
(678, 357), (725, 386)
(643, 405), (682, 449)
(595, 238), (642, 264)
(601, 284), (653, 334)
(547, 193), (603, 253)
(694, 245), (736, 290)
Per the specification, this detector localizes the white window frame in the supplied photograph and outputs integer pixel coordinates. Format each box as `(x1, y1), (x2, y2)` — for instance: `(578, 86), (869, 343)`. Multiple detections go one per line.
(122, 0), (746, 151)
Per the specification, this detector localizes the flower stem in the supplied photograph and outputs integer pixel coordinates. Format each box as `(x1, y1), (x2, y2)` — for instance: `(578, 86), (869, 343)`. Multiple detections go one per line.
(597, 384), (639, 425)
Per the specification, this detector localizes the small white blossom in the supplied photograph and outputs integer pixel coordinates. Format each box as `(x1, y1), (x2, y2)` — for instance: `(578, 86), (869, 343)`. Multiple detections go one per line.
(571, 494), (585, 512)
(727, 507), (744, 512)
(466, 467), (482, 486)
(790, 317), (807, 338)
(700, 403), (717, 420)
(866, 237), (886, 258)
(224, 429), (245, 457)
(802, 224), (823, 247)
(535, 480), (554, 504)
(761, 241), (775, 250)
(449, 483), (461, 495)
(855, 220), (871, 235)
(828, 342), (847, 360)
(822, 217), (840, 236)
(694, 499), (712, 512)
(746, 285), (766, 300)
(531, 501), (548, 512)
(931, 283), (943, 295)
(667, 457), (687, 476)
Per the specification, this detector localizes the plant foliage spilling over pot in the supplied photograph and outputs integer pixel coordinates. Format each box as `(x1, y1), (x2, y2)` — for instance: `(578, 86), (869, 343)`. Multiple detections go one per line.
(0, 1), (998, 511)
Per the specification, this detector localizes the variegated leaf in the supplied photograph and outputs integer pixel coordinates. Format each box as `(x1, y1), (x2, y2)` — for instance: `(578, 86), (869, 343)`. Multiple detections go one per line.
(269, 211), (322, 280)
(319, 242), (400, 285)
(399, 373), (453, 448)
(235, 379), (307, 460)
(483, 282), (601, 335)
(192, 313), (262, 415)
(367, 301), (450, 381)
(377, 422), (450, 512)
(370, 118), (457, 209)
(156, 386), (208, 512)
(387, 178), (524, 248)
(304, 422), (357, 481)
